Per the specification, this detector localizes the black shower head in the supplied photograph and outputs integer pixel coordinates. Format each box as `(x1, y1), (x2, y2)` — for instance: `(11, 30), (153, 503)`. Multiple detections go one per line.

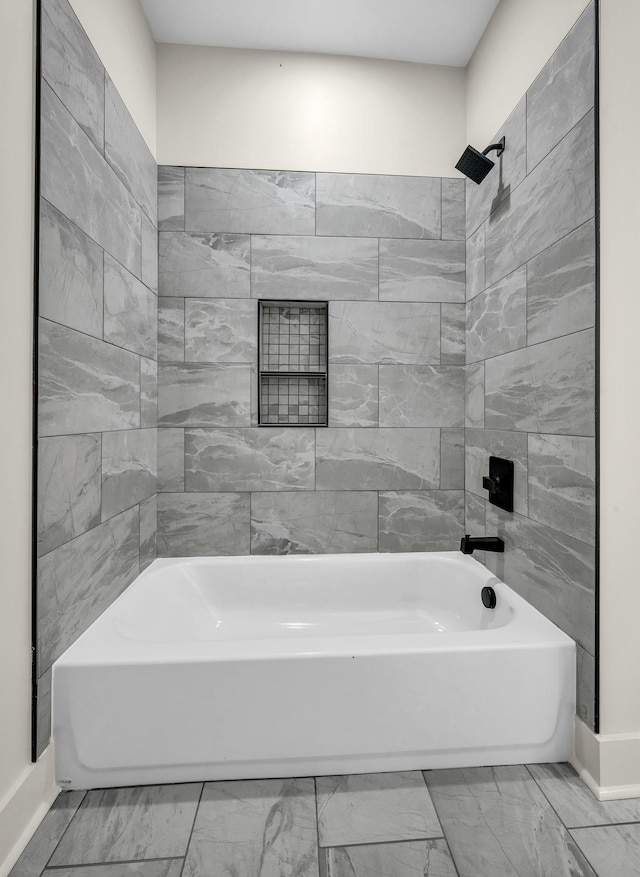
(455, 136), (506, 185)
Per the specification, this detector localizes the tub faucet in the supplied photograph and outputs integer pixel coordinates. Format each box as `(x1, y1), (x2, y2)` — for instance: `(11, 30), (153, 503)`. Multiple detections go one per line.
(460, 534), (505, 555)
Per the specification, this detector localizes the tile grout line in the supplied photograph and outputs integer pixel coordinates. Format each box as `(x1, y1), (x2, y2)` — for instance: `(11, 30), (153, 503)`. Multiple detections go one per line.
(418, 772), (462, 877)
(44, 855), (186, 871)
(313, 778), (323, 877)
(178, 782), (205, 877)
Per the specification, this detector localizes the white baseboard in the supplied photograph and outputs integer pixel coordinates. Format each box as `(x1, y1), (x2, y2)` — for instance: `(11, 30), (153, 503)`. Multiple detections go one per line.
(0, 745), (59, 877)
(572, 715), (640, 800)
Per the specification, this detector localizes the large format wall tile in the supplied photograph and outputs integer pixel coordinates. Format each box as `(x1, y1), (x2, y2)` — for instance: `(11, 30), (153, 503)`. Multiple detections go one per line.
(250, 491), (378, 554)
(484, 329), (595, 435)
(577, 644), (596, 729)
(157, 493), (250, 556)
(141, 215), (158, 292)
(39, 199), (103, 338)
(158, 297), (185, 362)
(316, 428), (440, 490)
(101, 428), (157, 521)
(441, 303), (465, 365)
(185, 428), (314, 491)
(185, 168), (315, 234)
(379, 490), (464, 552)
(379, 366), (464, 427)
(184, 779), (317, 877)
(38, 507), (139, 673)
(441, 178), (465, 240)
(328, 365), (379, 427)
(140, 494), (157, 572)
(466, 267), (527, 363)
(329, 302), (440, 364)
(527, 5), (595, 172)
(441, 428), (464, 489)
(158, 428), (185, 492)
(39, 319), (140, 436)
(466, 224), (485, 301)
(252, 234), (377, 300)
(140, 357), (157, 429)
(159, 232), (250, 298)
(485, 110), (594, 287)
(466, 97), (527, 239)
(527, 219), (595, 345)
(41, 81), (141, 276)
(528, 433), (595, 545)
(104, 254), (157, 359)
(41, 0), (104, 150)
(465, 429), (528, 516)
(158, 166), (185, 231)
(184, 299), (257, 362)
(316, 173), (441, 238)
(465, 362), (484, 429)
(38, 434), (101, 556)
(379, 239), (465, 302)
(105, 77), (156, 222)
(158, 363), (251, 427)
(485, 506), (595, 653)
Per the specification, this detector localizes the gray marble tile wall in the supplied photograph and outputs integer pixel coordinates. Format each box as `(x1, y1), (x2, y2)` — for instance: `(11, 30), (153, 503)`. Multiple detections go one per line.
(463, 3), (596, 728)
(158, 163), (466, 558)
(36, 0), (158, 754)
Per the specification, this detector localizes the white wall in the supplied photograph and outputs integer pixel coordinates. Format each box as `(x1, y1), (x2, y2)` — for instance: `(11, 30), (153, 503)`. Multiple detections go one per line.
(466, 0), (591, 147)
(0, 0), (57, 870)
(156, 45), (466, 177)
(68, 0), (157, 156)
(599, 0), (640, 737)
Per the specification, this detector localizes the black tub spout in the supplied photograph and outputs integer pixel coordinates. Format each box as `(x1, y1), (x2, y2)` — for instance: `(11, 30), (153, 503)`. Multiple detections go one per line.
(460, 534), (505, 555)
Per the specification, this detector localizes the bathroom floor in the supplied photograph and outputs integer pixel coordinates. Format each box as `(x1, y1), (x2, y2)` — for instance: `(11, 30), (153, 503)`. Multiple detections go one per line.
(10, 762), (640, 877)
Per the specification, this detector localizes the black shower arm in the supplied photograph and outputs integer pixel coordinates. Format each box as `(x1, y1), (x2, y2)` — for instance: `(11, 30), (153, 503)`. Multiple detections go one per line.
(482, 136), (506, 157)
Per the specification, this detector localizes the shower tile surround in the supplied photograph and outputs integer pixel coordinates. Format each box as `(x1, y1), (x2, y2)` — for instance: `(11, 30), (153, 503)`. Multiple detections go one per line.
(157, 168), (467, 557)
(463, 4), (597, 728)
(36, 0), (158, 755)
(35, 0), (597, 756)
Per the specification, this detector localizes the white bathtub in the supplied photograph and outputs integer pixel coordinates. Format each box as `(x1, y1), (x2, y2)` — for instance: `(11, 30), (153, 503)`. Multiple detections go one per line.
(52, 551), (575, 790)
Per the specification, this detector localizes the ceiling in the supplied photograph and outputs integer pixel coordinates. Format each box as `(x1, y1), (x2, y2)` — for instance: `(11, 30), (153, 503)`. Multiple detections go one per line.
(139, 0), (501, 67)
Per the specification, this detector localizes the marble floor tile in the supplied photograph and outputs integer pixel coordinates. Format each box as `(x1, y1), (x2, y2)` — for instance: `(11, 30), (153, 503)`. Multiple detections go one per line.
(320, 839), (457, 877)
(425, 765), (597, 877)
(8, 791), (85, 877)
(571, 824), (640, 877)
(528, 762), (640, 828)
(316, 772), (441, 847)
(43, 863), (183, 877)
(183, 778), (318, 877)
(49, 784), (202, 866)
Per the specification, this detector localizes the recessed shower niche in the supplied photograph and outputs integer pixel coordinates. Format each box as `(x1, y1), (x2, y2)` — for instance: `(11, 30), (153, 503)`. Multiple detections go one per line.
(258, 301), (328, 426)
